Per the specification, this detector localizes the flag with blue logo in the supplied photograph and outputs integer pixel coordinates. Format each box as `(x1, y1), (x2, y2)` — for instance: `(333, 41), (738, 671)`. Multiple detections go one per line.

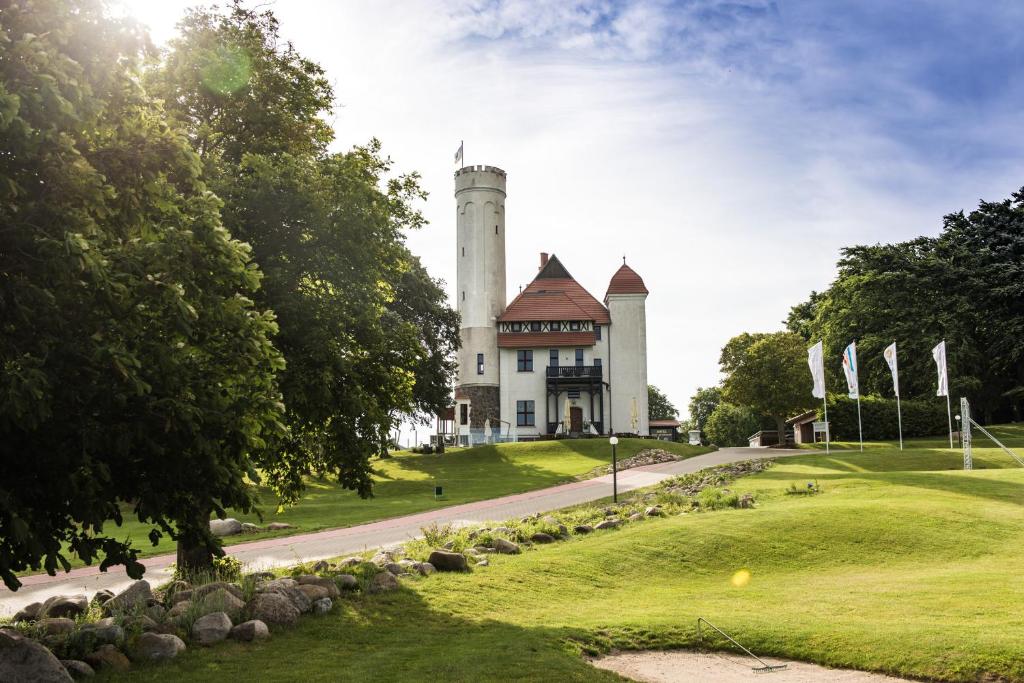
(842, 341), (859, 399)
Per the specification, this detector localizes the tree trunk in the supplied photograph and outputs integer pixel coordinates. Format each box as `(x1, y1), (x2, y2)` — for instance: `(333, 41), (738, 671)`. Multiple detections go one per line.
(775, 416), (787, 447)
(175, 512), (216, 579)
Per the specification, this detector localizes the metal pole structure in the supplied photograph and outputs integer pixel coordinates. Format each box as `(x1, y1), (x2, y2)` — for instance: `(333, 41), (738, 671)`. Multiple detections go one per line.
(856, 394), (864, 452)
(945, 393), (954, 449)
(822, 396), (830, 454)
(959, 397), (971, 470)
(609, 435), (619, 503)
(896, 393), (904, 451)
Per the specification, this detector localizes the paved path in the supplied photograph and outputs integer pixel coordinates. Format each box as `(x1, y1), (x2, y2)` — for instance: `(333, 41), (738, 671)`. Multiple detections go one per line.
(0, 447), (803, 616)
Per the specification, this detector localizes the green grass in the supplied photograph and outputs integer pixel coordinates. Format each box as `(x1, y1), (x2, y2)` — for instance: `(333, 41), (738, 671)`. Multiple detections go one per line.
(41, 438), (709, 573)
(104, 424), (1024, 682)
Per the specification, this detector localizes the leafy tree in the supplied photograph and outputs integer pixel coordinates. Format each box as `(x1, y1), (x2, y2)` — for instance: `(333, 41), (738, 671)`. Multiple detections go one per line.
(648, 385), (678, 420)
(0, 1), (285, 589)
(704, 403), (761, 447)
(720, 332), (812, 443)
(687, 386), (722, 432)
(150, 4), (459, 566)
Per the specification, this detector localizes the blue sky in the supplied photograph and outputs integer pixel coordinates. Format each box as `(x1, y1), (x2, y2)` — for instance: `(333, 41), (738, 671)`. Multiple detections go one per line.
(125, 0), (1024, 431)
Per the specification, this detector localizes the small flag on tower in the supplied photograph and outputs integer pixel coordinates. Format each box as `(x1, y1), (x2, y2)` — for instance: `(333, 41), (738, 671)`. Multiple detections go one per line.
(454, 141), (464, 166)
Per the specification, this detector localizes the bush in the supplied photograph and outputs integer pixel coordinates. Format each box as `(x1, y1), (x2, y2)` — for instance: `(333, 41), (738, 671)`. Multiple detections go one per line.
(704, 403), (762, 447)
(822, 394), (947, 441)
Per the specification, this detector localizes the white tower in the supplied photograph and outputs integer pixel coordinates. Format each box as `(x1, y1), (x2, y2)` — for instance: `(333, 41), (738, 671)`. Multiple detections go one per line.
(455, 165), (506, 428)
(605, 261), (649, 435)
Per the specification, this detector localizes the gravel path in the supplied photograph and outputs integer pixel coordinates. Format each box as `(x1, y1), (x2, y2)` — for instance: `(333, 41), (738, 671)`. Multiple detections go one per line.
(0, 446), (803, 616)
(592, 651), (915, 683)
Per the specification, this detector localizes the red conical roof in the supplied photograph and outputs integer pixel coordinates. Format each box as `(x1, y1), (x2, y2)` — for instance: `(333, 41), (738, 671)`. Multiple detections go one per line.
(605, 263), (648, 301)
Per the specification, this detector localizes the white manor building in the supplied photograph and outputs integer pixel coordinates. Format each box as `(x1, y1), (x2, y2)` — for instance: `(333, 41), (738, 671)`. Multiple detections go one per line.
(451, 165), (650, 444)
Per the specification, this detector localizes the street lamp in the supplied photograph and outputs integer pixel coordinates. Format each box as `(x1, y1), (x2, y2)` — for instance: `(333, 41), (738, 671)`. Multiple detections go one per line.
(609, 436), (619, 503)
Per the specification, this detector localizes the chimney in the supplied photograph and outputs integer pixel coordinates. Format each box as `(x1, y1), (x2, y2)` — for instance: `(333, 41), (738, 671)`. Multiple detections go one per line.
(539, 252), (549, 270)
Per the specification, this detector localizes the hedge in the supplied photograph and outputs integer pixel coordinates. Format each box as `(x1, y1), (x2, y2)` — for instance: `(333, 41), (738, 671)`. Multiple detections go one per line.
(817, 394), (949, 441)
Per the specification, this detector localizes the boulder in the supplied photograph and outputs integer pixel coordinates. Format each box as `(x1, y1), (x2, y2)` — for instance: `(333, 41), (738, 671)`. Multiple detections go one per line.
(427, 550), (469, 572)
(296, 584), (330, 603)
(595, 519), (621, 530)
(130, 632), (186, 662)
(79, 620), (123, 645)
(169, 589), (192, 606)
(296, 575), (340, 598)
(39, 618), (76, 636)
(491, 526), (513, 536)
(337, 556), (362, 568)
(241, 522), (262, 534)
(492, 538), (521, 554)
(40, 595), (88, 619)
(191, 612), (232, 646)
(209, 518), (243, 537)
(645, 506), (663, 517)
(383, 562), (405, 576)
(144, 604), (166, 622)
(367, 572), (399, 594)
(475, 558), (490, 567)
(61, 660), (95, 679)
(370, 551), (393, 566)
(628, 512), (644, 522)
(258, 583), (311, 614)
(230, 620), (270, 642)
(530, 532), (555, 544)
(258, 578), (297, 591)
(336, 574), (359, 591)
(248, 572), (276, 582)
(103, 581), (152, 615)
(463, 547), (480, 556)
(248, 593), (300, 626)
(542, 517), (569, 535)
(311, 560), (330, 573)
(0, 628), (74, 682)
(413, 562), (435, 576)
(312, 598), (332, 615)
(12, 602), (42, 623)
(266, 522), (293, 531)
(165, 600), (192, 626)
(90, 590), (114, 607)
(573, 524), (594, 534)
(196, 588), (245, 619)
(83, 644), (130, 672)
(192, 581), (244, 602)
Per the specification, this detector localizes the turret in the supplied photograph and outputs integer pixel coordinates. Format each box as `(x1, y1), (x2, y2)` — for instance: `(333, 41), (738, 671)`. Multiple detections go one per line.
(605, 261), (649, 435)
(454, 165), (507, 427)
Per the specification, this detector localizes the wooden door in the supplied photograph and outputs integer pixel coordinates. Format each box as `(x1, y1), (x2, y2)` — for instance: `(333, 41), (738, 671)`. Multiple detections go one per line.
(570, 407), (583, 433)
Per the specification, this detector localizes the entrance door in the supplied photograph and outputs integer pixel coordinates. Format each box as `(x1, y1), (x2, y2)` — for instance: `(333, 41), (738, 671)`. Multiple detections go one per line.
(570, 407), (583, 433)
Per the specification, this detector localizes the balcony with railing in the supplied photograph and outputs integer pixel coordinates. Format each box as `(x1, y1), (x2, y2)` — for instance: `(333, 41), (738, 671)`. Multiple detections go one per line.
(545, 365), (603, 381)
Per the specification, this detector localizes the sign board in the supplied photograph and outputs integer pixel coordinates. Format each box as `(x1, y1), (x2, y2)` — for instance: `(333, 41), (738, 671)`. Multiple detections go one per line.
(812, 421), (829, 440)
(434, 485), (443, 499)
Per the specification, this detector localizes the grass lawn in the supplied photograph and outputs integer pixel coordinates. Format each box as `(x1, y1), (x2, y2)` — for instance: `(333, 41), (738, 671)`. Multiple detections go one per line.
(42, 438), (709, 573)
(104, 424), (1024, 682)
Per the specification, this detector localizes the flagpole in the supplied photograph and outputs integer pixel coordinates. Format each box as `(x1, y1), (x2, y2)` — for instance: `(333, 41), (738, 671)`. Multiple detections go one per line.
(896, 393), (903, 451)
(943, 339), (953, 449)
(822, 396), (830, 454)
(856, 394), (863, 452)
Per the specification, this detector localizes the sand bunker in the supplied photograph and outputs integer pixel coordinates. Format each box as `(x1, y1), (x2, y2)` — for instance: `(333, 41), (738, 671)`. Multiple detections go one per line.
(591, 650), (915, 683)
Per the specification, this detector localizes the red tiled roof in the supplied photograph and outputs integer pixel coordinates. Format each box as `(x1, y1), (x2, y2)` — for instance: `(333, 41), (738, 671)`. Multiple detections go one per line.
(497, 332), (597, 348)
(499, 255), (610, 323)
(605, 263), (648, 300)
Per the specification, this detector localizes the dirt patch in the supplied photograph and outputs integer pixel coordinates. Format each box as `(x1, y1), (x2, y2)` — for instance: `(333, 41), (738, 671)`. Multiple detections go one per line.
(591, 650), (915, 682)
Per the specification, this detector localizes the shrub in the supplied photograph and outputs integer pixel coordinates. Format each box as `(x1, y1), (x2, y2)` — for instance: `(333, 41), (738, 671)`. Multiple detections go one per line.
(821, 394), (947, 441)
(695, 487), (741, 510)
(704, 403), (762, 447)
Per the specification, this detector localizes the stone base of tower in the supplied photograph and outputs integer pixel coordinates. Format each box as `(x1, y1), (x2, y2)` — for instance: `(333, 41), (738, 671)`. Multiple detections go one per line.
(458, 385), (500, 428)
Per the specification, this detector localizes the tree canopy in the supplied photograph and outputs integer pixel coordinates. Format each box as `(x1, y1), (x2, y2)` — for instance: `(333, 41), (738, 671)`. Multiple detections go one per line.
(647, 385), (678, 420)
(687, 386), (722, 432)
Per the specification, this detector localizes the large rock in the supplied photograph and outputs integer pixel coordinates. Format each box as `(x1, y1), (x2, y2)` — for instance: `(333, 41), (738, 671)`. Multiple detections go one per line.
(169, 589), (192, 606)
(311, 598), (332, 615)
(83, 644), (130, 672)
(209, 518), (243, 537)
(257, 582), (311, 614)
(79, 619), (123, 646)
(241, 522), (262, 534)
(595, 519), (621, 530)
(90, 590), (114, 607)
(383, 562), (405, 576)
(248, 593), (300, 626)
(492, 538), (521, 554)
(130, 632), (186, 662)
(296, 584), (330, 603)
(266, 522), (293, 531)
(103, 581), (152, 615)
(529, 532), (555, 544)
(427, 550), (469, 572)
(229, 620), (270, 642)
(165, 600), (192, 625)
(337, 556), (362, 568)
(191, 612), (232, 646)
(39, 618), (76, 636)
(367, 572), (399, 594)
(296, 575), (340, 598)
(121, 615), (158, 633)
(573, 524), (594, 534)
(413, 562), (435, 576)
(40, 595), (88, 619)
(61, 660), (95, 679)
(311, 560), (330, 572)
(196, 587), (245, 619)
(192, 581), (243, 602)
(0, 628), (74, 682)
(12, 602), (42, 623)
(335, 574), (359, 591)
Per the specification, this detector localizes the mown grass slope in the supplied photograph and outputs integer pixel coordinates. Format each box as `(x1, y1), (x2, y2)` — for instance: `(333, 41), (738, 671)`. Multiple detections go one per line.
(106, 426), (1024, 682)
(43, 438), (708, 572)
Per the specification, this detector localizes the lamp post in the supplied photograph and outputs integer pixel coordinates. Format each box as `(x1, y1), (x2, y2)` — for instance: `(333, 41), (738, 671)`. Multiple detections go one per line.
(609, 436), (619, 503)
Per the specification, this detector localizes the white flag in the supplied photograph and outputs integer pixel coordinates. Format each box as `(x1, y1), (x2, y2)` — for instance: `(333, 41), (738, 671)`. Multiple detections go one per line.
(807, 341), (826, 399)
(932, 340), (948, 397)
(883, 342), (899, 398)
(454, 141), (463, 166)
(842, 341), (859, 399)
